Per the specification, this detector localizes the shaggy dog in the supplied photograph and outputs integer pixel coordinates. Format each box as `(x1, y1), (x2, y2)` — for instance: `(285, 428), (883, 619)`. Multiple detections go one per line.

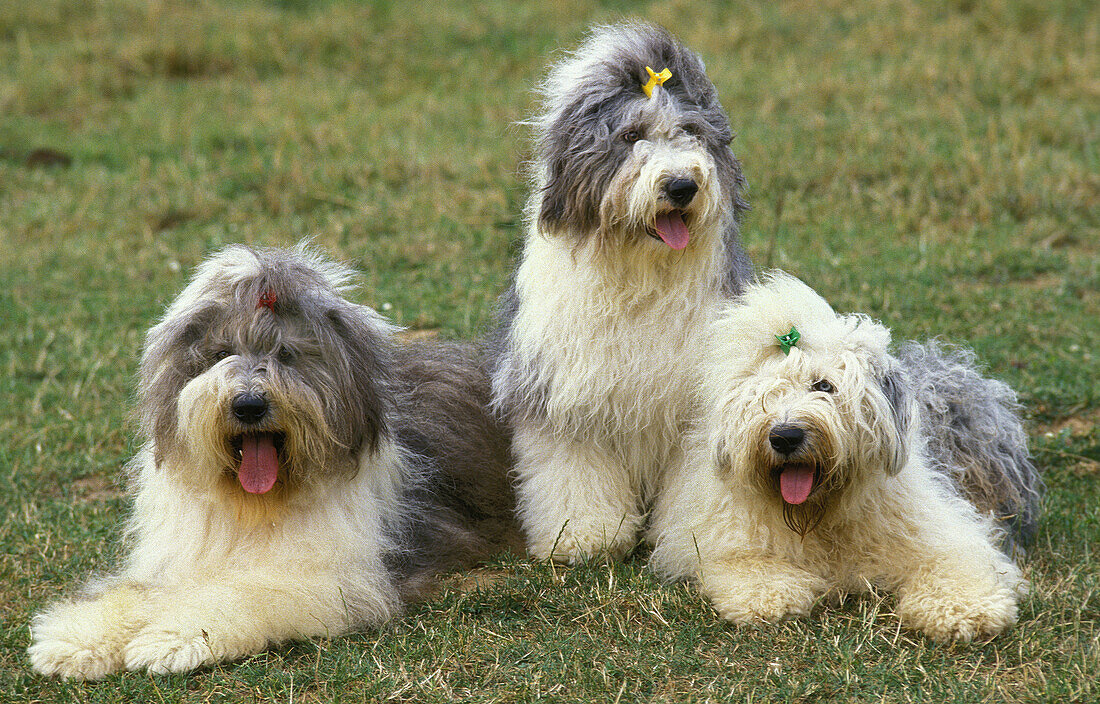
(29, 245), (519, 678)
(649, 274), (1038, 641)
(490, 23), (752, 562)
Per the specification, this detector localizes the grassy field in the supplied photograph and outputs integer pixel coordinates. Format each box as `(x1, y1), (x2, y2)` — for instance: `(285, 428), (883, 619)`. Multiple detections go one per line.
(2, 0), (1098, 701)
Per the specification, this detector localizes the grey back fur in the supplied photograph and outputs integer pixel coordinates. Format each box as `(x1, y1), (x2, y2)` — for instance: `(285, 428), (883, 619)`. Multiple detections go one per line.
(389, 339), (523, 598)
(899, 340), (1043, 555)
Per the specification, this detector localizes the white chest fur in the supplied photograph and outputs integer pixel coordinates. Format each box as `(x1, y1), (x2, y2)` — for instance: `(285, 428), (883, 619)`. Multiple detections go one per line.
(510, 231), (719, 441)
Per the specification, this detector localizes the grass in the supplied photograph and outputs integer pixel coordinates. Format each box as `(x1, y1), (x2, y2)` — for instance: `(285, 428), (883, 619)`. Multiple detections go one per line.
(1, 0), (1098, 701)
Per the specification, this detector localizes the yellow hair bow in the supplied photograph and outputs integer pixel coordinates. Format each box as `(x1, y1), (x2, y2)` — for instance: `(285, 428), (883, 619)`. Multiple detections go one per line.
(642, 66), (672, 98)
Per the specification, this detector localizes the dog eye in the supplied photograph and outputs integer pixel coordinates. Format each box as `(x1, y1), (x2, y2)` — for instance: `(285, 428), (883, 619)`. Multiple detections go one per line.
(621, 128), (642, 144)
(277, 346), (296, 364)
(811, 380), (835, 393)
(213, 348), (232, 361)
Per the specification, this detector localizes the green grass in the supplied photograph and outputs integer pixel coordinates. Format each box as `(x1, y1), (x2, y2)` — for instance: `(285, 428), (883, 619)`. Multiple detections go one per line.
(2, 0), (1098, 701)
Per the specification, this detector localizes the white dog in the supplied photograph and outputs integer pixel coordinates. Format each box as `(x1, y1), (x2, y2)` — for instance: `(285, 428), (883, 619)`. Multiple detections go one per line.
(649, 273), (1029, 641)
(490, 23), (752, 562)
(29, 245), (518, 678)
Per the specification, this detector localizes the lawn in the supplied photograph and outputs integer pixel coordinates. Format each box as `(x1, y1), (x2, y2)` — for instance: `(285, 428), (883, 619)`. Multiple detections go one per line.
(1, 1), (1098, 702)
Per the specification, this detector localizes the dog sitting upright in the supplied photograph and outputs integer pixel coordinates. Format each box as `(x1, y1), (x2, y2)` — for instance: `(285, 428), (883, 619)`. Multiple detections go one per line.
(649, 273), (1038, 641)
(490, 23), (752, 563)
(29, 244), (519, 678)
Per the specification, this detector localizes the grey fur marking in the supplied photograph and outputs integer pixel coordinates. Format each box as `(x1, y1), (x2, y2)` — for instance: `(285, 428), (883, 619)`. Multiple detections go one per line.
(898, 340), (1043, 554)
(389, 339), (523, 598)
(485, 274), (554, 425)
(879, 365), (912, 476)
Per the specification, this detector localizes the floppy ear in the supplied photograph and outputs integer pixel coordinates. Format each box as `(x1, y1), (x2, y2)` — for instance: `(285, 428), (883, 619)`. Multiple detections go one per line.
(321, 303), (395, 455)
(711, 436), (730, 474)
(879, 366), (913, 476)
(138, 301), (225, 461)
(536, 85), (634, 236)
(538, 106), (612, 234)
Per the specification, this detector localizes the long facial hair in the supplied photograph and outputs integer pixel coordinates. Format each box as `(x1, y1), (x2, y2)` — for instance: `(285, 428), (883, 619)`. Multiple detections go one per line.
(137, 245), (395, 493)
(782, 502), (826, 538)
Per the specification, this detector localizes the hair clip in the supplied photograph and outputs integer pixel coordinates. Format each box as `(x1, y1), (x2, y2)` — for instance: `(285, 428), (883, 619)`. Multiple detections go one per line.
(776, 327), (800, 355)
(642, 66), (672, 98)
(257, 290), (277, 311)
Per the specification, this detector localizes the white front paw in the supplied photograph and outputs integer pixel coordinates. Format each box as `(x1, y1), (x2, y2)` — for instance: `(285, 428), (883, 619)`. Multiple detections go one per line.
(527, 514), (644, 564)
(28, 636), (121, 680)
(710, 582), (817, 624)
(701, 564), (826, 625)
(28, 600), (129, 680)
(123, 628), (216, 674)
(898, 585), (1019, 641)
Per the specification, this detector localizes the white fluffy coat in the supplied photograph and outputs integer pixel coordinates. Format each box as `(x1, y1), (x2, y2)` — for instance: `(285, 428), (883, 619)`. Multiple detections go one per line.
(649, 274), (1025, 641)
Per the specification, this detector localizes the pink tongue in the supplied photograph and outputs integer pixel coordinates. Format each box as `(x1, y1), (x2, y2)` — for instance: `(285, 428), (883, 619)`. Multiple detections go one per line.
(779, 465), (815, 505)
(239, 434), (279, 494)
(654, 210), (690, 250)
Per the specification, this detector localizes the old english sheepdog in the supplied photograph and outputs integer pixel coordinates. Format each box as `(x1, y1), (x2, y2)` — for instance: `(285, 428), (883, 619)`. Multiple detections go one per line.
(649, 273), (1040, 641)
(490, 23), (751, 562)
(29, 244), (519, 678)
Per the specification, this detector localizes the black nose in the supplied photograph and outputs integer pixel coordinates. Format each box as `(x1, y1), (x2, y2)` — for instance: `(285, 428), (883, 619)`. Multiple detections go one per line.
(232, 393), (269, 424)
(664, 177), (698, 207)
(769, 425), (805, 455)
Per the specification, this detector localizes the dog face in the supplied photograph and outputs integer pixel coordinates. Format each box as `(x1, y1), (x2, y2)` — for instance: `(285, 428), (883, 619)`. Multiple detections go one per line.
(534, 23), (747, 252)
(138, 245), (394, 495)
(706, 274), (912, 533)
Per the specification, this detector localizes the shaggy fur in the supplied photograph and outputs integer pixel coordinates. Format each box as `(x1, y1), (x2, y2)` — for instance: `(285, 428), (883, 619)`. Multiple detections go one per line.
(28, 244), (519, 679)
(649, 273), (1029, 641)
(898, 341), (1043, 557)
(490, 22), (751, 563)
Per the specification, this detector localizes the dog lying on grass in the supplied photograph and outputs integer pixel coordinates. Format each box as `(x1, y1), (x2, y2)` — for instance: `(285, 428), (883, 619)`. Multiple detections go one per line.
(29, 244), (519, 678)
(650, 273), (1037, 641)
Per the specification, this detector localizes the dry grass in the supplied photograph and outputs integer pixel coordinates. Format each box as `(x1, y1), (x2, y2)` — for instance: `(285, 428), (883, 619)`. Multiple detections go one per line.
(1, 1), (1097, 702)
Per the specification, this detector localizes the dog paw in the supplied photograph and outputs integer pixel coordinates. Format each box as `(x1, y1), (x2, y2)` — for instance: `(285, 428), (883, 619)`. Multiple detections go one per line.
(123, 628), (216, 674)
(539, 533), (637, 565)
(525, 525), (633, 563)
(711, 588), (817, 624)
(703, 572), (819, 624)
(898, 583), (1019, 641)
(542, 535), (636, 565)
(529, 515), (644, 565)
(28, 598), (133, 679)
(27, 637), (121, 680)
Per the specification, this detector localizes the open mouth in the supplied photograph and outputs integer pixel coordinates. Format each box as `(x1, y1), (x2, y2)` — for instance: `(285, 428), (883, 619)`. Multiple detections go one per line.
(647, 209), (691, 249)
(771, 462), (819, 505)
(229, 432), (285, 495)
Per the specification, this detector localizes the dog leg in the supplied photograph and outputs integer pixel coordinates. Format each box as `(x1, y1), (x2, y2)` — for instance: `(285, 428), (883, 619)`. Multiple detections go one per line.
(121, 572), (382, 674)
(514, 424), (642, 563)
(699, 556), (827, 624)
(28, 583), (147, 680)
(893, 551), (1022, 642)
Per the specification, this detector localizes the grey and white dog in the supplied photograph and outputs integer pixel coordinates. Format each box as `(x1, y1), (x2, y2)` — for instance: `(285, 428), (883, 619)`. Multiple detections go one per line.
(650, 273), (1037, 640)
(29, 244), (520, 679)
(490, 23), (752, 562)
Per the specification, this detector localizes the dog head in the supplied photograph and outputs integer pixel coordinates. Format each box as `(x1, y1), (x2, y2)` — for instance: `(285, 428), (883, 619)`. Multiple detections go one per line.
(138, 244), (394, 496)
(532, 23), (747, 255)
(705, 273), (914, 533)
